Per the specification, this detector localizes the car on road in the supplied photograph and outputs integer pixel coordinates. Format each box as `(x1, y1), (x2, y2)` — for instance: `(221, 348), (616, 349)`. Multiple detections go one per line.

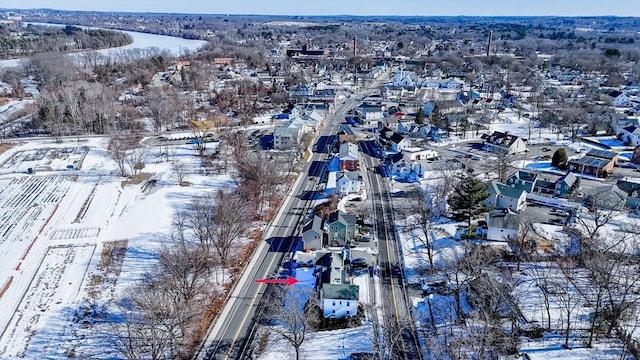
(350, 258), (368, 269)
(541, 147), (551, 152)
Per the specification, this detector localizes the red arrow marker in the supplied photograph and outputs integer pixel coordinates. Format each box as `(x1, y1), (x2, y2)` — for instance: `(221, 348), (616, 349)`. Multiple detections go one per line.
(255, 276), (299, 287)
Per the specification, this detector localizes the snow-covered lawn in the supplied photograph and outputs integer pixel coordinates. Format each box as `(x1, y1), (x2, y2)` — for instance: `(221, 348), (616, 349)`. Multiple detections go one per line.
(0, 136), (233, 358)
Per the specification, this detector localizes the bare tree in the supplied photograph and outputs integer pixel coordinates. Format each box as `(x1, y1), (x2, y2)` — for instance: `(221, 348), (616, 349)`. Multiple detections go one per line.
(186, 189), (252, 281)
(409, 189), (435, 270)
(146, 87), (179, 132)
(264, 285), (319, 360)
(107, 134), (134, 177)
(126, 147), (149, 178)
(172, 162), (188, 184)
(506, 216), (535, 271)
(555, 257), (581, 349)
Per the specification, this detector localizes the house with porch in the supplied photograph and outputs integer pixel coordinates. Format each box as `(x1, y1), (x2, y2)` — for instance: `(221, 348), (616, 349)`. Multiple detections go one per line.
(357, 106), (384, 127)
(620, 125), (640, 146)
(273, 125), (302, 150)
(388, 153), (422, 182)
(554, 172), (580, 198)
(336, 171), (364, 196)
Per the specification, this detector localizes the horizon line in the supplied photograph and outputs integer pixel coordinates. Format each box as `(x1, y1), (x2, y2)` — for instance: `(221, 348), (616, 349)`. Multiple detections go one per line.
(0, 8), (632, 18)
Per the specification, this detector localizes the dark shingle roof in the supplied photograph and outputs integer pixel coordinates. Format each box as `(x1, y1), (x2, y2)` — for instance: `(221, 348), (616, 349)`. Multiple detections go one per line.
(322, 283), (359, 300)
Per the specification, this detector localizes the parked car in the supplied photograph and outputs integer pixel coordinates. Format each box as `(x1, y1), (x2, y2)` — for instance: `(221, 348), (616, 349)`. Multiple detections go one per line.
(351, 258), (368, 269)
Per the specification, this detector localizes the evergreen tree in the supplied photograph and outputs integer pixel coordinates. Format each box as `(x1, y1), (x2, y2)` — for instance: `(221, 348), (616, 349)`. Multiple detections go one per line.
(552, 148), (568, 169)
(448, 175), (489, 233)
(416, 106), (425, 125)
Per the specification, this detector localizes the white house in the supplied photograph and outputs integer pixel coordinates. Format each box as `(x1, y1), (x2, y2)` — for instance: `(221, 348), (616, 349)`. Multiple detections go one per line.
(484, 181), (527, 213)
(321, 284), (359, 318)
(336, 171), (363, 196)
(608, 90), (630, 107)
(389, 153), (422, 182)
(486, 209), (520, 242)
(357, 106), (384, 124)
(273, 126), (302, 150)
(620, 125), (640, 146)
(481, 131), (527, 154)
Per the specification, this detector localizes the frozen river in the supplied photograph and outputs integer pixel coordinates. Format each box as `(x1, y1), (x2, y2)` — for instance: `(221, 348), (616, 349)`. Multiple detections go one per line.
(0, 23), (209, 68)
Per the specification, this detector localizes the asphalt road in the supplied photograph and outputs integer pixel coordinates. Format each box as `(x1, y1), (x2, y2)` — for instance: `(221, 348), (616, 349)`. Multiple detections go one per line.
(360, 139), (423, 359)
(195, 74), (391, 360)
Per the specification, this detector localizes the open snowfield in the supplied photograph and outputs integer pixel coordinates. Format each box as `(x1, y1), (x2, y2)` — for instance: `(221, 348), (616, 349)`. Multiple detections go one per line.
(0, 136), (232, 358)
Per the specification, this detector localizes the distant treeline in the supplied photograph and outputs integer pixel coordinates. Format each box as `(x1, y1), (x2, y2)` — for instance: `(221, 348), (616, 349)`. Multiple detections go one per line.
(0, 24), (133, 60)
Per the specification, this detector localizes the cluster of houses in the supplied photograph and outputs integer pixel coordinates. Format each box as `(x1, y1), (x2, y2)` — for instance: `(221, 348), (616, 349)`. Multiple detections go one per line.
(299, 208), (363, 319)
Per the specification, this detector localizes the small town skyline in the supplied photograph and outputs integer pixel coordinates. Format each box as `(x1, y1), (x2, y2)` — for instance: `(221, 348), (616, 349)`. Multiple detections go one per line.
(2, 0), (640, 17)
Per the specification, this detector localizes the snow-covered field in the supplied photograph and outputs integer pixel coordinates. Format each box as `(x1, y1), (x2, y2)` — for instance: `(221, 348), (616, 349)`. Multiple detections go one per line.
(0, 136), (232, 358)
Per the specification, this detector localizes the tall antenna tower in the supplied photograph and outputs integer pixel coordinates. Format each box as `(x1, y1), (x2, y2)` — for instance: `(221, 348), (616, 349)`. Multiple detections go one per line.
(486, 31), (493, 57)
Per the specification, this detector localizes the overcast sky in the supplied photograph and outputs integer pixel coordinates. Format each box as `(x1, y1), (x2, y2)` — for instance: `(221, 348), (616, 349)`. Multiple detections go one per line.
(2, 0), (640, 17)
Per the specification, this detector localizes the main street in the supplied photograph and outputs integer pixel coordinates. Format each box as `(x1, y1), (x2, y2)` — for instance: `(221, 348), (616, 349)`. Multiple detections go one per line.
(360, 139), (423, 360)
(196, 75), (388, 359)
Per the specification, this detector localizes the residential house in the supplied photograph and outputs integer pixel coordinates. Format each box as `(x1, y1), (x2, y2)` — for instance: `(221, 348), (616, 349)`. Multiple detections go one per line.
(302, 215), (324, 250)
(620, 125), (640, 146)
(385, 116), (400, 131)
(379, 127), (410, 152)
(554, 172), (580, 198)
(388, 153), (422, 182)
(326, 210), (358, 246)
(505, 170), (539, 193)
(321, 284), (359, 318)
(357, 106), (384, 127)
(289, 84), (314, 99)
(336, 171), (363, 196)
(612, 117), (640, 135)
(485, 181), (527, 212)
(617, 178), (640, 209)
(339, 142), (360, 171)
(585, 184), (628, 211)
(273, 125), (302, 150)
(608, 90), (630, 107)
(481, 131), (528, 154)
(393, 68), (419, 88)
(486, 209), (521, 242)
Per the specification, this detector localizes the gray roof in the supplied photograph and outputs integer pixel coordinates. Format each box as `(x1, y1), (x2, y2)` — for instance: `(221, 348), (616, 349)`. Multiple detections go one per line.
(322, 284), (359, 300)
(340, 170), (361, 182)
(303, 215), (323, 234)
(489, 181), (526, 199)
(487, 210), (520, 231)
(586, 149), (618, 160)
(587, 184), (628, 210)
(569, 156), (611, 168)
(339, 142), (359, 159)
(327, 210), (357, 226)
